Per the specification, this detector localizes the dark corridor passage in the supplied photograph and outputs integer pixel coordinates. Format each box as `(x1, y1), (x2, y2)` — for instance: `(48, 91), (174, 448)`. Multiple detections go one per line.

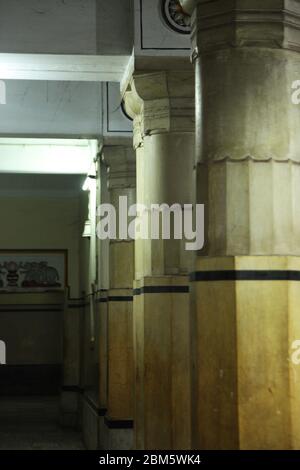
(0, 396), (84, 450)
(0, 249), (84, 450)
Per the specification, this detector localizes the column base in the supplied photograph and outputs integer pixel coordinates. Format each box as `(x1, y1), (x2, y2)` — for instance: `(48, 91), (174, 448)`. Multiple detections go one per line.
(100, 417), (134, 450)
(191, 256), (300, 450)
(60, 388), (80, 429)
(82, 393), (101, 450)
(107, 288), (134, 424)
(133, 276), (192, 450)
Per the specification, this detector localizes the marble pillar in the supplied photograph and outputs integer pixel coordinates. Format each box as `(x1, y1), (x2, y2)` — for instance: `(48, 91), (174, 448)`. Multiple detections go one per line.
(97, 157), (109, 414)
(101, 145), (136, 449)
(183, 0), (300, 450)
(124, 70), (195, 449)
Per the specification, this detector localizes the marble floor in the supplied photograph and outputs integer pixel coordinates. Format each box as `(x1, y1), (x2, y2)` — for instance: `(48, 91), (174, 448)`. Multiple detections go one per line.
(0, 396), (84, 450)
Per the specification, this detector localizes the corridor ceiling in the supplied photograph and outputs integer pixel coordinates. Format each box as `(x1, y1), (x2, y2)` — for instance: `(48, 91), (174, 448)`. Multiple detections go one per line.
(0, 81), (102, 137)
(0, 0), (133, 138)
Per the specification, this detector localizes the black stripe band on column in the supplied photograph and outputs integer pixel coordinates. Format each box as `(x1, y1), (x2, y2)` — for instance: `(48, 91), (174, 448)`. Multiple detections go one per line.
(82, 394), (107, 417)
(96, 298), (108, 304)
(104, 417), (134, 429)
(108, 296), (133, 302)
(68, 303), (87, 309)
(190, 270), (300, 282)
(133, 285), (189, 296)
(61, 385), (84, 393)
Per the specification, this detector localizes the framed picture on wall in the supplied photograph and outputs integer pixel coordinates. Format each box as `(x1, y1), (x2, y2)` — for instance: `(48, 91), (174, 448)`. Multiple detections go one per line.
(0, 250), (67, 292)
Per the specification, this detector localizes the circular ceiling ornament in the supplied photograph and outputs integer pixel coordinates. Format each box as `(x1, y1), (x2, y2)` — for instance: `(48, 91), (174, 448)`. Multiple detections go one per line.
(161, 0), (191, 35)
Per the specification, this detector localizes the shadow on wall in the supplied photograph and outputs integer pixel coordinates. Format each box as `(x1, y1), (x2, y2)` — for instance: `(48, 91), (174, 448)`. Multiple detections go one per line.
(0, 291), (65, 396)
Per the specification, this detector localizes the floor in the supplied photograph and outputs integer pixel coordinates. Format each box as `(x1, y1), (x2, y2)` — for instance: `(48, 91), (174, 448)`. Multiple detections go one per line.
(0, 396), (84, 450)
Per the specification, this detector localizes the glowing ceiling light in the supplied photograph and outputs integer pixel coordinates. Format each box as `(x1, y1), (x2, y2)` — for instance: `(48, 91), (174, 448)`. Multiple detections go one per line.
(82, 175), (96, 191)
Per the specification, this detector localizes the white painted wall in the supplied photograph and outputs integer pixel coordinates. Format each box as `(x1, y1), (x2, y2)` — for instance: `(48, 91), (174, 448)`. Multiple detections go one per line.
(0, 189), (81, 296)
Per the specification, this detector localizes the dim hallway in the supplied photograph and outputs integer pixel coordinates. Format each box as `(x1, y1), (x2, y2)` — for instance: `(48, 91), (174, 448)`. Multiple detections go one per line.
(0, 172), (91, 450)
(0, 0), (300, 457)
(0, 396), (84, 450)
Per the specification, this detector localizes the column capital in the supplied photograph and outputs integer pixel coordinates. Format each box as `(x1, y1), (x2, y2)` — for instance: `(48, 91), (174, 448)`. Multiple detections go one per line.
(123, 70), (194, 148)
(101, 145), (136, 190)
(123, 90), (144, 150)
(190, 0), (300, 54)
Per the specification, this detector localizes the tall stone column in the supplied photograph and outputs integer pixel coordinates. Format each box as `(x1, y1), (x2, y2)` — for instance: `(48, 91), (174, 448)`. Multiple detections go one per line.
(183, 0), (300, 450)
(101, 145), (136, 449)
(124, 70), (195, 449)
(97, 156), (110, 443)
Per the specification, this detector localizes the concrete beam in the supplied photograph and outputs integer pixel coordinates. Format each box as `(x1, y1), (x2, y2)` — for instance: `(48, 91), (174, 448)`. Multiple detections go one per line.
(0, 138), (98, 174)
(0, 54), (130, 82)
